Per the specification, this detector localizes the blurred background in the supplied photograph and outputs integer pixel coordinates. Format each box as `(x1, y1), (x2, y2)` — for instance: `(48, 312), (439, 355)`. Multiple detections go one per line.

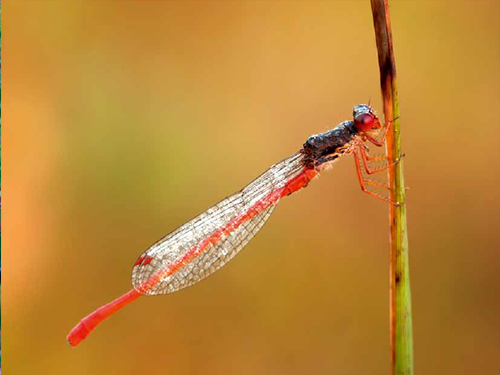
(4, 1), (500, 375)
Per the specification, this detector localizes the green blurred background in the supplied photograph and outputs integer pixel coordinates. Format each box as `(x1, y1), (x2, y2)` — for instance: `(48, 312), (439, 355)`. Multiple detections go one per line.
(5, 1), (500, 374)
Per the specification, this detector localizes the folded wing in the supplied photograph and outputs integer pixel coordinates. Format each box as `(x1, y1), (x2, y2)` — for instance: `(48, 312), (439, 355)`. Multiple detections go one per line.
(132, 153), (305, 295)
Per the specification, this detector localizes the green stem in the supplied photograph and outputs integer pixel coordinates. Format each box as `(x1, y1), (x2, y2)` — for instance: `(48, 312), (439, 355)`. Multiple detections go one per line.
(370, 1), (414, 374)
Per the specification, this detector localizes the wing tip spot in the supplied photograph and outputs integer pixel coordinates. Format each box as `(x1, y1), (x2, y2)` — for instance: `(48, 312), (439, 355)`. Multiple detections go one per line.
(135, 255), (154, 266)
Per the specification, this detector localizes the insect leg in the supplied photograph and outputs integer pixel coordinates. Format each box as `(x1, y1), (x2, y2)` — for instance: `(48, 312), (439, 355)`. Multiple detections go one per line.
(353, 149), (399, 205)
(366, 116), (399, 147)
(359, 145), (401, 175)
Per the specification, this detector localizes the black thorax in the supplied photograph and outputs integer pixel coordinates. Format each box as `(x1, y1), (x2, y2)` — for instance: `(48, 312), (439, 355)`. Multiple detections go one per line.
(301, 120), (358, 168)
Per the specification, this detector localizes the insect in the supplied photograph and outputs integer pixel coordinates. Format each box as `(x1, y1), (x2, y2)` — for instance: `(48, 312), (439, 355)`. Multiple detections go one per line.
(67, 104), (399, 346)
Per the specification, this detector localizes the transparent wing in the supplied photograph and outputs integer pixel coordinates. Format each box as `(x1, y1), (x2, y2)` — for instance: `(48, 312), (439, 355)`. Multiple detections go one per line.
(132, 152), (306, 295)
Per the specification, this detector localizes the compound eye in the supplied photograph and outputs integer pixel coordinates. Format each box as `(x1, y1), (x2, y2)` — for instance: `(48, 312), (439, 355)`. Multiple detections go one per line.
(362, 115), (373, 124)
(355, 114), (374, 131)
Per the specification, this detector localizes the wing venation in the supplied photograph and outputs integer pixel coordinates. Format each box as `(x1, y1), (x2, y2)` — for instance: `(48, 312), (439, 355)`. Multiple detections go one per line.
(132, 153), (305, 295)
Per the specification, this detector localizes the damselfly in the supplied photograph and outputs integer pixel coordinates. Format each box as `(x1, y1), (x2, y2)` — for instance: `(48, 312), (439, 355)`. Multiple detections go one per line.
(68, 104), (399, 346)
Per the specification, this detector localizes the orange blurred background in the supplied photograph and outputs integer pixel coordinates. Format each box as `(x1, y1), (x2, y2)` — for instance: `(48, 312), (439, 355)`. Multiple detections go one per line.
(4, 1), (500, 375)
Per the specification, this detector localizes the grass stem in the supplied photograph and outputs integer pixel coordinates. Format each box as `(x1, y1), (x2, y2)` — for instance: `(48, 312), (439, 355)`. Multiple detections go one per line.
(370, 1), (414, 374)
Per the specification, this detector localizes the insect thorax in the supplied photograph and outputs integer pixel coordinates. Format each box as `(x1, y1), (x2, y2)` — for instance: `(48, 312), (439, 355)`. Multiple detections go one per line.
(301, 121), (358, 168)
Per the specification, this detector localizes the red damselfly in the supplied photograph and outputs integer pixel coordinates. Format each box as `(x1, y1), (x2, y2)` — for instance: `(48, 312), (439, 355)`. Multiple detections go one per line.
(67, 104), (399, 346)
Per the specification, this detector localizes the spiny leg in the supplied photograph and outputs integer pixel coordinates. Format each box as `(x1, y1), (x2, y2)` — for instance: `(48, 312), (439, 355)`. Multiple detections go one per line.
(363, 148), (389, 162)
(366, 155), (389, 162)
(359, 145), (401, 175)
(359, 146), (409, 192)
(353, 149), (399, 205)
(359, 147), (391, 189)
(365, 179), (390, 190)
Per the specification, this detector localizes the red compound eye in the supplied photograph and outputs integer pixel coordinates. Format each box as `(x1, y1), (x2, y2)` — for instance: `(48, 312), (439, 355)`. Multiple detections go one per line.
(354, 114), (374, 131)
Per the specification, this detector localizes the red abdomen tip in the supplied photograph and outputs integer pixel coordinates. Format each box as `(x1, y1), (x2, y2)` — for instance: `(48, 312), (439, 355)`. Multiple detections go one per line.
(67, 322), (90, 347)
